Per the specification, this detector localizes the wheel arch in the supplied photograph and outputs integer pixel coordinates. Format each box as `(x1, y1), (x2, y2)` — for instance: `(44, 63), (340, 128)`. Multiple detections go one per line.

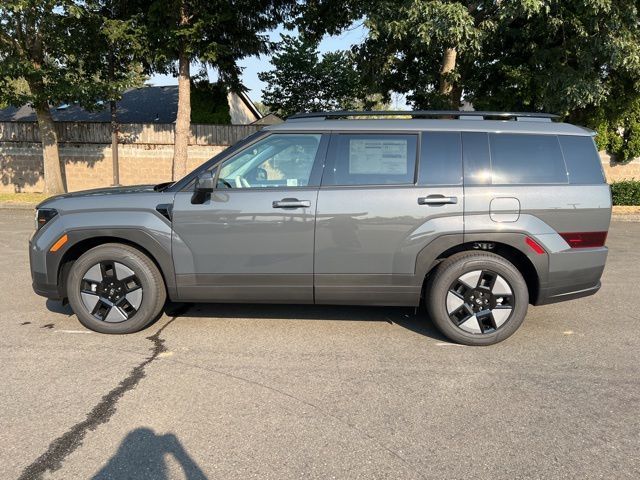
(54, 230), (177, 301)
(416, 234), (546, 305)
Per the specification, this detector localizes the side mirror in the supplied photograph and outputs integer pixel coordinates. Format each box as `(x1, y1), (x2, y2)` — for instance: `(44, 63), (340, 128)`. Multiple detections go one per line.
(191, 171), (215, 204)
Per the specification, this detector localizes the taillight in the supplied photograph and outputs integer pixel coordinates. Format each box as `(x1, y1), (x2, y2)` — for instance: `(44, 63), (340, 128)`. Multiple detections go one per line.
(559, 231), (608, 248)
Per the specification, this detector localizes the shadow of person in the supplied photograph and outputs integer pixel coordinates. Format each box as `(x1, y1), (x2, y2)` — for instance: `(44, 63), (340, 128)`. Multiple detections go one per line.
(93, 428), (208, 480)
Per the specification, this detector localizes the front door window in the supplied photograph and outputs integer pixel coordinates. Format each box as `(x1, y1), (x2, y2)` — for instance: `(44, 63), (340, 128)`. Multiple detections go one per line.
(218, 134), (321, 188)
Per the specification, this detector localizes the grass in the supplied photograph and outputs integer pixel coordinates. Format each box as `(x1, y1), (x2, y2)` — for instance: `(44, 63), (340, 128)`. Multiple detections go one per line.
(0, 192), (52, 205)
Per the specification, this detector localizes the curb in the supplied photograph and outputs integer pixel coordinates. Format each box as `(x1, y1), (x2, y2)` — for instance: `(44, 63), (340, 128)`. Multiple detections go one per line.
(612, 214), (640, 222)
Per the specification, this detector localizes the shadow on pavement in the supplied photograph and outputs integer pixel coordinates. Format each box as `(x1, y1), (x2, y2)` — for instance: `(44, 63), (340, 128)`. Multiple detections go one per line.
(167, 302), (449, 341)
(45, 299), (74, 316)
(93, 428), (207, 480)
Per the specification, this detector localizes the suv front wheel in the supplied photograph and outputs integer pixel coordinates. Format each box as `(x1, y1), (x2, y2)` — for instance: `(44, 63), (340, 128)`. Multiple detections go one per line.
(66, 243), (166, 334)
(426, 251), (529, 346)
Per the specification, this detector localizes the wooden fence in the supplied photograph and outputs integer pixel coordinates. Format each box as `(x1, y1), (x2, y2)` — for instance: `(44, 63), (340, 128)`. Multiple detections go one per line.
(0, 122), (262, 146)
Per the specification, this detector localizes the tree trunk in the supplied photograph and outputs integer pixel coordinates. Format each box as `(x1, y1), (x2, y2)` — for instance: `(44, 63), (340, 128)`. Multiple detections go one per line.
(35, 102), (66, 194)
(439, 47), (460, 109)
(111, 100), (120, 186)
(173, 4), (191, 181)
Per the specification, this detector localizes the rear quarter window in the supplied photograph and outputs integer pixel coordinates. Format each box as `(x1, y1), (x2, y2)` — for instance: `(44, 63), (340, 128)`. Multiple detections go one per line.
(489, 133), (568, 185)
(559, 136), (606, 184)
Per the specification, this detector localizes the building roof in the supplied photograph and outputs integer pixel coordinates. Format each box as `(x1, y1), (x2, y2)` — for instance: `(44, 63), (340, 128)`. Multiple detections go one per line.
(251, 113), (283, 125)
(0, 85), (263, 124)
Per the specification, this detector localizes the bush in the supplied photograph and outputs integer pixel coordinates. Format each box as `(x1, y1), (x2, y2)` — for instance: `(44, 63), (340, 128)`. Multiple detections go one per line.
(611, 180), (640, 206)
(586, 97), (640, 163)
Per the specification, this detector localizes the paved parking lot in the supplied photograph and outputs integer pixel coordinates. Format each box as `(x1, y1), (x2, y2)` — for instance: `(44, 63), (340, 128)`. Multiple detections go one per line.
(1, 208), (639, 479)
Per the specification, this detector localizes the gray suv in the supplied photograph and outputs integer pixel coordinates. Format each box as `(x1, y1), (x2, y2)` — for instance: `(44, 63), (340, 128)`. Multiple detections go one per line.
(29, 111), (611, 345)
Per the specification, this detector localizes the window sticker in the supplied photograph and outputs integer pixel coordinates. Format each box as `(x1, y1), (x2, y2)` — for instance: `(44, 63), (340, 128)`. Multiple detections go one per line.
(348, 139), (408, 175)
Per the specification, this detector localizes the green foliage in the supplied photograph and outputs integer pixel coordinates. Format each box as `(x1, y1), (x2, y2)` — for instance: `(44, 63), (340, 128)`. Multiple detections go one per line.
(258, 35), (365, 117)
(579, 88), (640, 162)
(357, 0), (484, 108)
(0, 1), (144, 110)
(190, 82), (231, 124)
(297, 0), (640, 160)
(136, 0), (297, 90)
(611, 180), (640, 206)
(253, 101), (270, 116)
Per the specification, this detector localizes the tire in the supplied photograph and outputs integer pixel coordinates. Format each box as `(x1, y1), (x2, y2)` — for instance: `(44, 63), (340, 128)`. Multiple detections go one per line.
(425, 251), (529, 346)
(66, 243), (166, 334)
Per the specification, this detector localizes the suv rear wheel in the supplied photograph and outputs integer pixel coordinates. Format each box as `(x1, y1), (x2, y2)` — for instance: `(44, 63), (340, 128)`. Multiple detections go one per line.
(66, 243), (166, 334)
(426, 251), (529, 346)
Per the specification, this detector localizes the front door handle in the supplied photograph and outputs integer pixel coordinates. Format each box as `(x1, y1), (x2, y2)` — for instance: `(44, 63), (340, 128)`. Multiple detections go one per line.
(272, 198), (311, 209)
(418, 195), (458, 205)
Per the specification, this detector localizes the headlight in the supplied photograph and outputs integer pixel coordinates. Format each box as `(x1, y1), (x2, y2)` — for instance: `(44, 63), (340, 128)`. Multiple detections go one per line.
(35, 208), (58, 231)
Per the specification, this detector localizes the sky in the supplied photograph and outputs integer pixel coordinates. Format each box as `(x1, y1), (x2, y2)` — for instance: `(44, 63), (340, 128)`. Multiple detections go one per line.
(148, 23), (376, 104)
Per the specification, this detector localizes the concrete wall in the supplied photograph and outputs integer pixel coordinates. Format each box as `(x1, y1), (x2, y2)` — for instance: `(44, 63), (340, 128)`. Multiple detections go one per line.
(0, 143), (226, 193)
(0, 122), (261, 193)
(601, 152), (640, 182)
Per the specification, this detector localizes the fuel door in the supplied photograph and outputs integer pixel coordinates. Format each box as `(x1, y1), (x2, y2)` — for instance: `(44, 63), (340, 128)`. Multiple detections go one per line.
(490, 197), (520, 223)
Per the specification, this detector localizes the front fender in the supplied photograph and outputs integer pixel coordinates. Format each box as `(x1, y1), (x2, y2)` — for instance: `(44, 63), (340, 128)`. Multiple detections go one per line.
(31, 209), (178, 300)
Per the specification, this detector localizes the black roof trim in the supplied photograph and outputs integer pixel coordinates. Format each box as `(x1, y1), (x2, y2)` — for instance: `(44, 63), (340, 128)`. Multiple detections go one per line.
(287, 110), (560, 121)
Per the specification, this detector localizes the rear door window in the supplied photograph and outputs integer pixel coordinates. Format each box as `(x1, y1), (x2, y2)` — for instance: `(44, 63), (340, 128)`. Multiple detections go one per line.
(559, 136), (606, 184)
(323, 134), (418, 186)
(489, 133), (568, 184)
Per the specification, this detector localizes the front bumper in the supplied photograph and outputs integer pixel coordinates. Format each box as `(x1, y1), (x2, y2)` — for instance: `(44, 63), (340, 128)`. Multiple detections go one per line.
(29, 234), (65, 300)
(32, 273), (63, 299)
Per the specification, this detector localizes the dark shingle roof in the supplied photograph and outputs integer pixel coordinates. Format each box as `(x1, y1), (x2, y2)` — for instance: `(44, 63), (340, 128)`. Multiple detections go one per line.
(0, 86), (180, 123)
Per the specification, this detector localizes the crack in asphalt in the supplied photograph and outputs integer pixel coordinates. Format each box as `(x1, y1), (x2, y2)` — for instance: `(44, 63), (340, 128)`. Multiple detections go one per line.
(17, 317), (177, 480)
(163, 356), (428, 480)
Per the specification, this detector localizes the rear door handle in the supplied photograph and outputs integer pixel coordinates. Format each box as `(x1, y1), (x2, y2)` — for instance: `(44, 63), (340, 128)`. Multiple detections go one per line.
(272, 198), (311, 209)
(418, 195), (458, 205)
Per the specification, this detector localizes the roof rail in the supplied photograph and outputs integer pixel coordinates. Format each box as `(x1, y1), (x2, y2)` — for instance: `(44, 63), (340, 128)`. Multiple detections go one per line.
(287, 110), (560, 121)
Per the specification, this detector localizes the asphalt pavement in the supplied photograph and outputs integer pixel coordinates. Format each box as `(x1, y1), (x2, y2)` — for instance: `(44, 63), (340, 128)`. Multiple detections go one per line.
(1, 208), (639, 479)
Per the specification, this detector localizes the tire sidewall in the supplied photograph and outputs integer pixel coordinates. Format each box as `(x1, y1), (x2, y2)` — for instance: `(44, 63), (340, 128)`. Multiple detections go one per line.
(427, 254), (529, 346)
(67, 245), (164, 334)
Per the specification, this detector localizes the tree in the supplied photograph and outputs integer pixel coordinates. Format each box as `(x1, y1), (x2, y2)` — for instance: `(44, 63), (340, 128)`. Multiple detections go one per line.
(470, 1), (640, 112)
(0, 1), (144, 193)
(298, 1), (640, 159)
(95, 1), (147, 186)
(355, 1), (495, 109)
(258, 35), (364, 117)
(138, 0), (297, 180)
(470, 0), (640, 161)
(253, 101), (271, 116)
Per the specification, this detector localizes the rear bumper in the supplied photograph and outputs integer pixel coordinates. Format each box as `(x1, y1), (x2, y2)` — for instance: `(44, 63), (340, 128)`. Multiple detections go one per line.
(535, 282), (601, 306)
(534, 246), (607, 306)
